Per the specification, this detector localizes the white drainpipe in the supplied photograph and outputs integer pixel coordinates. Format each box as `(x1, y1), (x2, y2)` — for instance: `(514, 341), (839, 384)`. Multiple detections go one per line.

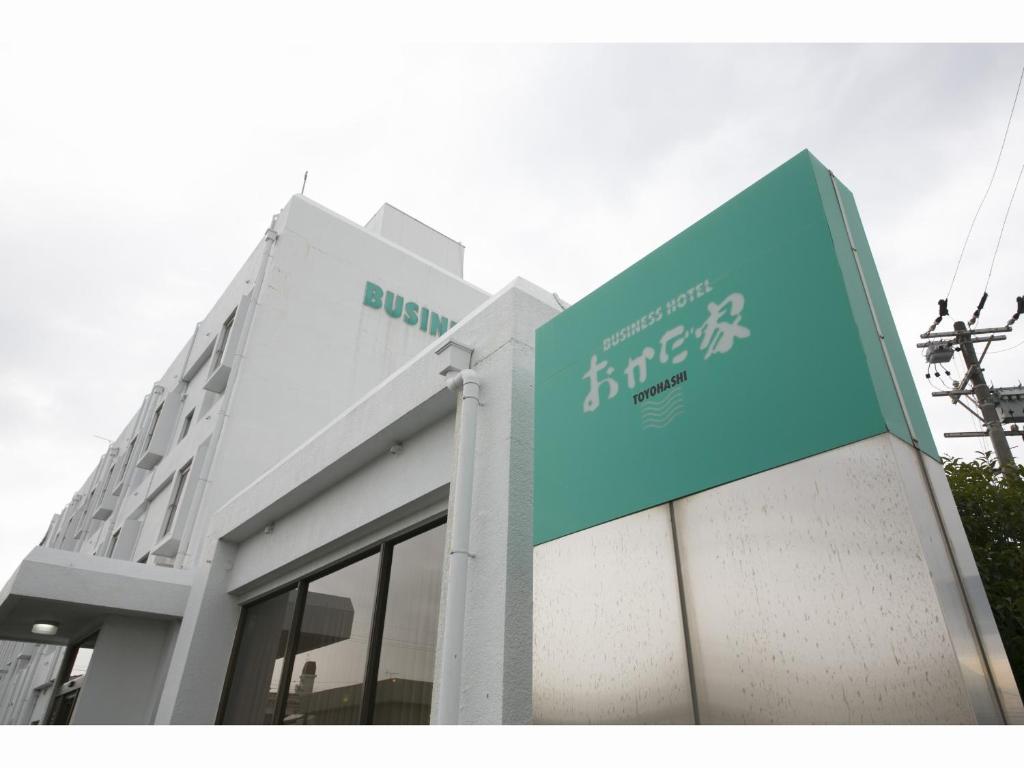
(436, 364), (481, 724)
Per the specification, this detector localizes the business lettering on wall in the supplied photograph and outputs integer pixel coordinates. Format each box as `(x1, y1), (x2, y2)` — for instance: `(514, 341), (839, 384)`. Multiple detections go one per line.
(362, 281), (457, 337)
(582, 277), (750, 429)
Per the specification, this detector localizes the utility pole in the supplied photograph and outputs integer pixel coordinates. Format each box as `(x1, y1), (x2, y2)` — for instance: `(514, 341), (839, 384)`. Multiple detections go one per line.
(919, 297), (1024, 474)
(952, 320), (1016, 470)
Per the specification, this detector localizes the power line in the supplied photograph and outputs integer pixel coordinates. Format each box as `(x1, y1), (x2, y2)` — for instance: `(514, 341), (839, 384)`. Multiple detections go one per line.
(946, 64), (1024, 300)
(984, 162), (1024, 294)
(990, 336), (1024, 354)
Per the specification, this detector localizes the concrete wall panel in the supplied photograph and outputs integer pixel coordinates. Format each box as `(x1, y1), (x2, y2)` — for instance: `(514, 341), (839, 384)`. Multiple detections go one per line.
(533, 505), (695, 724)
(674, 434), (975, 724)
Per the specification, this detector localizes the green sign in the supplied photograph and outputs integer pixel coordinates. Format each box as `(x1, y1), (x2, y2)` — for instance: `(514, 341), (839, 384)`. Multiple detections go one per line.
(534, 150), (936, 546)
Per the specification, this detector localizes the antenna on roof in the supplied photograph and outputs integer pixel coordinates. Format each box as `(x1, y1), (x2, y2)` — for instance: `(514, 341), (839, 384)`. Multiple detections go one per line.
(301, 171), (308, 195)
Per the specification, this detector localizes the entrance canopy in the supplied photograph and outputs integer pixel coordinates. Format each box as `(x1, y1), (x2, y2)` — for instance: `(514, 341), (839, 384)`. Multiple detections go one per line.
(0, 547), (192, 644)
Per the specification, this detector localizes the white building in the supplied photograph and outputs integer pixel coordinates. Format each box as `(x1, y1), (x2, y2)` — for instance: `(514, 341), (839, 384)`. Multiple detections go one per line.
(0, 194), (554, 724)
(1, 152), (1021, 725)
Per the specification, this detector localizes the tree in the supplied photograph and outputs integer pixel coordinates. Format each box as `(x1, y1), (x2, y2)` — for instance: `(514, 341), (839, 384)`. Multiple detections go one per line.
(943, 454), (1024, 696)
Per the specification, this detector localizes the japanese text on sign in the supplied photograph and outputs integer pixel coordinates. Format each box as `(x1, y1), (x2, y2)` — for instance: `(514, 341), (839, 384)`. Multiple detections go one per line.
(582, 284), (750, 413)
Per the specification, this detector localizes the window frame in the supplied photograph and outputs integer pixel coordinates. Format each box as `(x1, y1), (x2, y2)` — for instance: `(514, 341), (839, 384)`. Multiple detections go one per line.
(179, 408), (195, 442)
(142, 402), (163, 453)
(216, 514), (446, 725)
(161, 460), (192, 539)
(118, 436), (137, 482)
(211, 309), (236, 371)
(100, 462), (116, 497)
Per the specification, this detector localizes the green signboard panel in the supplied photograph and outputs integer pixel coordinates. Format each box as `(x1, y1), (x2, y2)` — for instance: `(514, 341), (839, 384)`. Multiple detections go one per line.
(534, 150), (937, 546)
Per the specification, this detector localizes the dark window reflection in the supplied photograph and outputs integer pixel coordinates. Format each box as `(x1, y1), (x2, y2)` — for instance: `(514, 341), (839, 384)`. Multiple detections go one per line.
(373, 523), (446, 724)
(219, 520), (447, 725)
(281, 553), (380, 725)
(220, 588), (297, 724)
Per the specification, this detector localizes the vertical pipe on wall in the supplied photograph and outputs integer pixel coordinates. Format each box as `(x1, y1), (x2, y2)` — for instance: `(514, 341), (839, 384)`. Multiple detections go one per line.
(436, 368), (481, 724)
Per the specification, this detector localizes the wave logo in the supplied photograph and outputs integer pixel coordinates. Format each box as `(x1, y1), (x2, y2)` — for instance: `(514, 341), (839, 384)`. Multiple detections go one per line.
(638, 388), (684, 430)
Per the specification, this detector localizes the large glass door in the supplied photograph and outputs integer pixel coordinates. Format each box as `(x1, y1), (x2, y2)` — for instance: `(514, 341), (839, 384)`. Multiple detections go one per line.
(219, 517), (447, 725)
(280, 552), (380, 724)
(218, 588), (299, 723)
(372, 523), (446, 724)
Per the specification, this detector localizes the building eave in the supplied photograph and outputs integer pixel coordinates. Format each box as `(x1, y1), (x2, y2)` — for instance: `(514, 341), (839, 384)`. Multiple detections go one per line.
(0, 547), (192, 645)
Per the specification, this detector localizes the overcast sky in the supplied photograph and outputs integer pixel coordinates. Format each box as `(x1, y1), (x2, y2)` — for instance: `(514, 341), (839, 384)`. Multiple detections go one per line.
(2, 18), (1023, 583)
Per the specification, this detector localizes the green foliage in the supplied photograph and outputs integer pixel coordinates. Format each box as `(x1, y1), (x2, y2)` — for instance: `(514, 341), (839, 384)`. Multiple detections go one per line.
(943, 454), (1024, 696)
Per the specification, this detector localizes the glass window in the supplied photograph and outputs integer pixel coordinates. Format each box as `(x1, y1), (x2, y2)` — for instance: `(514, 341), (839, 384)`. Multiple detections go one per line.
(162, 461), (191, 538)
(220, 588), (298, 724)
(281, 553), (380, 725)
(142, 403), (162, 452)
(372, 523), (446, 724)
(179, 409), (195, 441)
(212, 310), (236, 370)
(100, 463), (115, 497)
(118, 436), (137, 481)
(107, 530), (120, 558)
(219, 519), (447, 725)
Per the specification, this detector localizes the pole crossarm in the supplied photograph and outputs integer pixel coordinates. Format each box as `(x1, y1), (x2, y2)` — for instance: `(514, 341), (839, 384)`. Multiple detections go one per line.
(916, 335), (1007, 347)
(920, 326), (1011, 339)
